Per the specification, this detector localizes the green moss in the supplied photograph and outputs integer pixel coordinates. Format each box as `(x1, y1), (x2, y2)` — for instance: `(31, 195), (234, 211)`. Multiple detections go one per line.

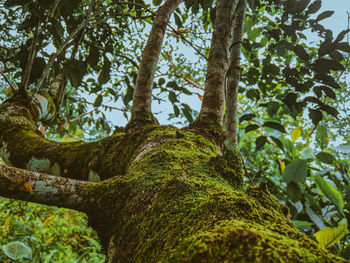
(79, 127), (345, 263)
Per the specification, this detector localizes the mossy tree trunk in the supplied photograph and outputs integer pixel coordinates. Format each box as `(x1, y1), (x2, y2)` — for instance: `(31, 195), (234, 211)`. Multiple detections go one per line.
(0, 0), (348, 262)
(0, 94), (347, 262)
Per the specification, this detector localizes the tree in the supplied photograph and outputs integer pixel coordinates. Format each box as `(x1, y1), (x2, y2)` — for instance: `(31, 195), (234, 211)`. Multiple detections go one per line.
(0, 0), (349, 261)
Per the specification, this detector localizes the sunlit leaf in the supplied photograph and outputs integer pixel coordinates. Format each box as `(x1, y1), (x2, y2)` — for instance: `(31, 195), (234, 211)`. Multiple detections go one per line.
(291, 127), (301, 142)
(2, 241), (32, 260)
(315, 219), (347, 249)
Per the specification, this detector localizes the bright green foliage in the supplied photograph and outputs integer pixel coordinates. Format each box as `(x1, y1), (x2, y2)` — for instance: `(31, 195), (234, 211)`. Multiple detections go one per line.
(0, 197), (104, 262)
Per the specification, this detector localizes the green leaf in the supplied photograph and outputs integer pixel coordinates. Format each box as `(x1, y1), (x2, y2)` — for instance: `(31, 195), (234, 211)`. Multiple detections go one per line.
(98, 56), (111, 85)
(314, 176), (344, 212)
(239, 113), (256, 122)
(255, 136), (267, 150)
(174, 13), (182, 28)
(2, 241), (32, 260)
(123, 87), (134, 106)
(335, 143), (350, 154)
(315, 219), (347, 249)
(309, 109), (323, 125)
(153, 0), (162, 5)
(245, 124), (259, 133)
(158, 78), (165, 85)
(316, 152), (335, 164)
(168, 91), (178, 104)
(316, 125), (328, 149)
(4, 0), (30, 7)
(181, 104), (193, 123)
(270, 136), (284, 150)
(292, 220), (314, 227)
(306, 0), (321, 14)
(63, 59), (86, 87)
(87, 46), (100, 67)
(287, 182), (302, 202)
(316, 10), (334, 22)
(282, 159), (308, 183)
(293, 45), (309, 61)
(263, 121), (286, 133)
(248, 27), (263, 41)
(93, 95), (103, 107)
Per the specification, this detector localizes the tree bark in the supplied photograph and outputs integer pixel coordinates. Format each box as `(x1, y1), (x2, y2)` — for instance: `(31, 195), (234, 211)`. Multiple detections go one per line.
(131, 0), (183, 124)
(195, 0), (235, 128)
(0, 94), (347, 262)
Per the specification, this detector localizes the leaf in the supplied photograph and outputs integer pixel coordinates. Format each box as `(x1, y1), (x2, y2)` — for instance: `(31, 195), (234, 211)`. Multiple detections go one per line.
(173, 105), (180, 117)
(2, 241), (32, 260)
(87, 46), (100, 67)
(309, 109), (323, 125)
(296, 0), (311, 13)
(319, 86), (336, 99)
(305, 204), (325, 229)
(63, 59), (86, 87)
(98, 56), (111, 85)
(316, 125), (328, 149)
(335, 42), (350, 53)
(291, 127), (301, 142)
(318, 38), (333, 57)
(335, 143), (350, 154)
(287, 182), (302, 202)
(315, 219), (347, 249)
(263, 121), (286, 133)
(270, 136), (284, 150)
(314, 176), (344, 212)
(174, 13), (182, 28)
(282, 159), (308, 183)
(152, 0), (162, 5)
(293, 45), (309, 61)
(320, 104), (339, 117)
(245, 124), (259, 133)
(248, 27), (263, 41)
(158, 78), (165, 85)
(123, 87), (134, 106)
(255, 136), (267, 150)
(181, 104), (193, 123)
(168, 91), (178, 104)
(316, 10), (335, 22)
(316, 152), (335, 164)
(239, 113), (256, 122)
(93, 95), (103, 107)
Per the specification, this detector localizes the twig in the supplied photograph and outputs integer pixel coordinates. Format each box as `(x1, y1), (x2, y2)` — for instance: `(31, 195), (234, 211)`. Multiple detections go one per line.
(0, 67), (16, 91)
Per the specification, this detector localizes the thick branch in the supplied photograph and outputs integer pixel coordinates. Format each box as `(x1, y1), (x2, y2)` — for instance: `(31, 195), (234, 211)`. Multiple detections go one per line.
(131, 0), (183, 123)
(195, 0), (236, 127)
(225, 0), (247, 150)
(0, 165), (92, 211)
(0, 94), (130, 181)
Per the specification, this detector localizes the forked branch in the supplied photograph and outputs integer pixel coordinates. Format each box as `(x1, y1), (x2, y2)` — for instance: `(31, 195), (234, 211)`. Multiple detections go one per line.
(195, 0), (236, 128)
(225, 0), (247, 150)
(131, 0), (184, 123)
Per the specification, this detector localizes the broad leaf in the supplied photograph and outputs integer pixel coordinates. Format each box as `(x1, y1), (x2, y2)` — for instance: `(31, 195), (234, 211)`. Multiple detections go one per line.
(315, 219), (347, 249)
(314, 176), (344, 212)
(2, 241), (32, 260)
(291, 127), (301, 142)
(263, 121), (286, 133)
(316, 152), (335, 164)
(283, 159), (308, 183)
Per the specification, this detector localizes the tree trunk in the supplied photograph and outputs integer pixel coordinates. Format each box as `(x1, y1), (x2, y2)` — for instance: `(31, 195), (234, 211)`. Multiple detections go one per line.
(0, 95), (347, 263)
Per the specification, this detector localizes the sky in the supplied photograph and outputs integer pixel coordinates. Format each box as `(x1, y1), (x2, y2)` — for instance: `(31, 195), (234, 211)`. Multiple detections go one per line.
(79, 0), (350, 129)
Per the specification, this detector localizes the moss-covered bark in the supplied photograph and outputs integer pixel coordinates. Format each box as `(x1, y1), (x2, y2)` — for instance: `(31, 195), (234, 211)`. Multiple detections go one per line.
(1, 94), (347, 262)
(76, 126), (346, 263)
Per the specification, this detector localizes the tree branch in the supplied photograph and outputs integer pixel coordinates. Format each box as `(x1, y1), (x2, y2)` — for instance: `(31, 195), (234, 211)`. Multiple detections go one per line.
(224, 0), (247, 150)
(131, 0), (184, 123)
(0, 165), (92, 212)
(195, 0), (236, 128)
(19, 19), (41, 96)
